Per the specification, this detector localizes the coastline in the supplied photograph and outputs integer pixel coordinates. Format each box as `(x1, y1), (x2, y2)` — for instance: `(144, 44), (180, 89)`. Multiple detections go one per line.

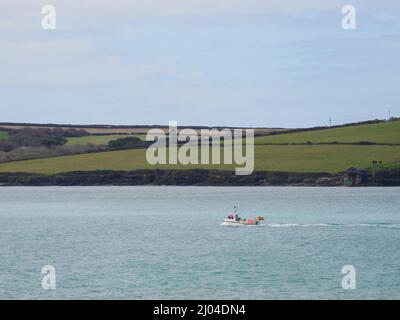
(0, 169), (399, 186)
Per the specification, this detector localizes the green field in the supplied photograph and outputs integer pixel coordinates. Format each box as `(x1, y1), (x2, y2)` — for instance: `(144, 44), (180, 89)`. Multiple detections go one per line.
(0, 131), (9, 140)
(66, 134), (145, 145)
(0, 120), (399, 174)
(0, 145), (399, 174)
(254, 120), (400, 144)
(71, 121), (398, 146)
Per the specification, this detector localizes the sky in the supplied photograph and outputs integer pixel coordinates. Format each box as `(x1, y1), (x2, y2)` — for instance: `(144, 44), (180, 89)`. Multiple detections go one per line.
(0, 0), (399, 128)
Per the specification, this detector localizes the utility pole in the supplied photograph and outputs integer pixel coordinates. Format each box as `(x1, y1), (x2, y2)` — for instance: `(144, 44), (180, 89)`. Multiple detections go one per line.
(329, 117), (332, 127)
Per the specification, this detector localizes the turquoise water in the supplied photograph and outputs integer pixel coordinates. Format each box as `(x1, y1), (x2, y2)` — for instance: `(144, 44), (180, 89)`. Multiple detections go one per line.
(0, 186), (399, 300)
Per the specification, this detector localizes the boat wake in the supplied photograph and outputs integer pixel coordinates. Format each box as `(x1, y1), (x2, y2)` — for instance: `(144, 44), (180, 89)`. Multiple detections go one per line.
(265, 223), (400, 229)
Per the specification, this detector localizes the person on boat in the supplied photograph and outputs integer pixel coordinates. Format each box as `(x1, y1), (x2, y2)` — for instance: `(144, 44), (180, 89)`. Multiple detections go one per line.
(233, 206), (241, 221)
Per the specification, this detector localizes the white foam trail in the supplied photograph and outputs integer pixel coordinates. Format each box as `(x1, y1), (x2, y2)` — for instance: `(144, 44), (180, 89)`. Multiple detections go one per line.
(343, 223), (400, 229)
(266, 223), (400, 229)
(266, 223), (329, 228)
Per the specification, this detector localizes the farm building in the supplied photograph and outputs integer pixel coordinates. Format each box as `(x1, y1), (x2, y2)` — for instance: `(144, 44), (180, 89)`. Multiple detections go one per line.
(343, 167), (368, 186)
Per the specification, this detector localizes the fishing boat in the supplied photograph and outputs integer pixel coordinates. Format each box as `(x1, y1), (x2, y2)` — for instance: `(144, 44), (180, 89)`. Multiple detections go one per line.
(221, 206), (264, 226)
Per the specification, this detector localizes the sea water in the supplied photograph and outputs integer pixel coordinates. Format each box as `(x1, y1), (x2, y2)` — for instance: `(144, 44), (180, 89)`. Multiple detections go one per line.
(0, 186), (399, 299)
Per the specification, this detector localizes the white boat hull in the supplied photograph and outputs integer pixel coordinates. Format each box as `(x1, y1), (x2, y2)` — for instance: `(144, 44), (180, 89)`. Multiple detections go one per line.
(221, 219), (261, 226)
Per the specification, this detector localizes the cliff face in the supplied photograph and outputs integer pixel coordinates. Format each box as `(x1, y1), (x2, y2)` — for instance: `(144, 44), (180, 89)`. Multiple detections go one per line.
(368, 169), (400, 186)
(0, 169), (398, 186)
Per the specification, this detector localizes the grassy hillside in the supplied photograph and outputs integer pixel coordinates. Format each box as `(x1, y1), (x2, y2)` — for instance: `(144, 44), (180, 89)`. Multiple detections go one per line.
(66, 134), (145, 146)
(0, 131), (9, 140)
(0, 120), (398, 175)
(0, 145), (399, 174)
(254, 120), (400, 144)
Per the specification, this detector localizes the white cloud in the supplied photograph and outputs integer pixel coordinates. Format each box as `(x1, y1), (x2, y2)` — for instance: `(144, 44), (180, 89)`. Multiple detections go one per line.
(0, 0), (399, 126)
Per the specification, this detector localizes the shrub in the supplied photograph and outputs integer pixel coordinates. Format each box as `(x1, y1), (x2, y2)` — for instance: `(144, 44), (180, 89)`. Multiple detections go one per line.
(41, 136), (67, 147)
(0, 141), (18, 152)
(358, 141), (375, 145)
(108, 136), (144, 150)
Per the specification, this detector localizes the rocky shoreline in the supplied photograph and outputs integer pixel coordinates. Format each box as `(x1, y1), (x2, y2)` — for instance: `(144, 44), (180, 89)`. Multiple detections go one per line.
(0, 169), (399, 186)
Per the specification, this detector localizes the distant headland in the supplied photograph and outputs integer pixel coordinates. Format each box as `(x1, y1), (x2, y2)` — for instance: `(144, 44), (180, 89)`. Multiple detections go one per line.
(0, 118), (399, 186)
